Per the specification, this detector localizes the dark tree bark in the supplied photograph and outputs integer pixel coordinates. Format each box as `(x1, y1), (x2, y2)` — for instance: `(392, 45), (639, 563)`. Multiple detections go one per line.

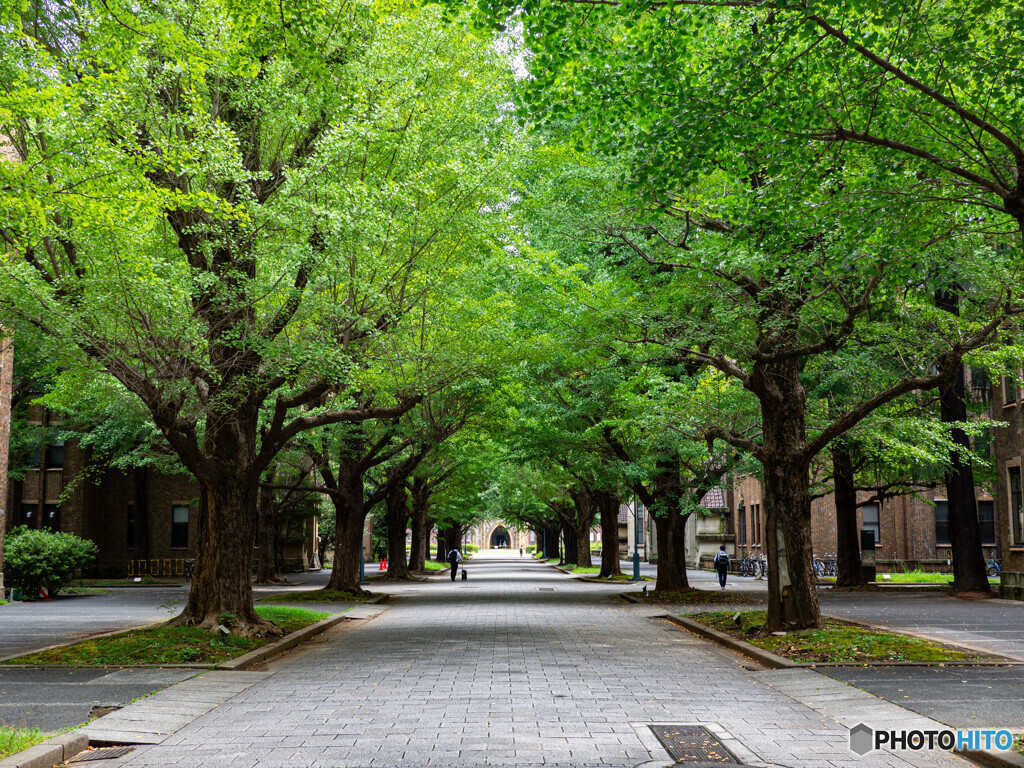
(255, 480), (280, 584)
(653, 511), (691, 592)
(936, 291), (991, 593)
(561, 523), (577, 566)
(756, 355), (821, 631)
(562, 492), (595, 567)
(435, 527), (449, 561)
(383, 483), (413, 580)
(408, 477), (431, 572)
(169, 467), (274, 637)
(832, 438), (867, 587)
(593, 488), (622, 578)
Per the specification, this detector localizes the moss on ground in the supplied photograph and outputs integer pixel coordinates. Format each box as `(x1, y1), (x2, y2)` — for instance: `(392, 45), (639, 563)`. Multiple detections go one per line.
(690, 609), (988, 663)
(2, 605), (329, 666)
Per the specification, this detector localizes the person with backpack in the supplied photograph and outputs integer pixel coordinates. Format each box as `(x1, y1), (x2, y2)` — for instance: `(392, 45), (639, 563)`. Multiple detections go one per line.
(714, 545), (730, 590)
(447, 547), (463, 581)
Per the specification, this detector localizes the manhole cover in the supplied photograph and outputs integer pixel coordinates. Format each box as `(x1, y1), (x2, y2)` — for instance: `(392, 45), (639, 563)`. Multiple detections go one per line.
(649, 725), (741, 763)
(539, 588), (555, 591)
(68, 747), (135, 762)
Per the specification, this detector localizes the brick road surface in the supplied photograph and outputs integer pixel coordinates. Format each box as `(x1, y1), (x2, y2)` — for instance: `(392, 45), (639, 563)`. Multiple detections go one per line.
(92, 553), (975, 768)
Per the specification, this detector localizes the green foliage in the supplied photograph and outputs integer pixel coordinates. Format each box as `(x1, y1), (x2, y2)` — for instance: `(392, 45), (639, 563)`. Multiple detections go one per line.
(1, 605), (329, 665)
(0, 726), (44, 760)
(2, 526), (98, 597)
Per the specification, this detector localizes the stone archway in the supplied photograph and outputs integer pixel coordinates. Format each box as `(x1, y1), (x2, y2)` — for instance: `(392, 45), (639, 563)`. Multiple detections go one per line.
(489, 525), (511, 548)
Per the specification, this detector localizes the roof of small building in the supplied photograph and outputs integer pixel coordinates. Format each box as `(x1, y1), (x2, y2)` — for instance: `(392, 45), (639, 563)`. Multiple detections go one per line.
(699, 487), (728, 510)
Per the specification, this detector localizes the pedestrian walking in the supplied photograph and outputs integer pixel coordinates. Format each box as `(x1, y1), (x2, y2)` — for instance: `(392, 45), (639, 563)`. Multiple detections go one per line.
(447, 548), (463, 581)
(519, 546), (524, 557)
(714, 545), (729, 590)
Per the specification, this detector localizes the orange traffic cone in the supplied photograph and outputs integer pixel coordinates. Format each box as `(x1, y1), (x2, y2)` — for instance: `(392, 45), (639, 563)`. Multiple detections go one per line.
(379, 558), (386, 570)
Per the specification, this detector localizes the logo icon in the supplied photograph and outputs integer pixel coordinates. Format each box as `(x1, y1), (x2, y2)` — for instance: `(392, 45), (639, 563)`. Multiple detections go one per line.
(849, 723), (874, 755)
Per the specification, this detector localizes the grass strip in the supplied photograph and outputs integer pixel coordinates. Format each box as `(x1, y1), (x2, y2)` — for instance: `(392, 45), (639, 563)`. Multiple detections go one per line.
(2, 605), (330, 666)
(0, 726), (44, 759)
(876, 570), (1000, 584)
(640, 589), (765, 607)
(72, 577), (183, 587)
(418, 561), (449, 572)
(259, 589), (375, 604)
(689, 609), (988, 663)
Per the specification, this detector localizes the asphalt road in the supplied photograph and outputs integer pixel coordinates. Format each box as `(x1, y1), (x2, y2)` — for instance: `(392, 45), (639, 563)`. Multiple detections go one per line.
(0, 668), (196, 731)
(822, 665), (1024, 731)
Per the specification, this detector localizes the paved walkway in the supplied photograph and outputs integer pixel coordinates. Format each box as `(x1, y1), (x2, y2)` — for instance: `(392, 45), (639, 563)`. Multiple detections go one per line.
(85, 553), (973, 768)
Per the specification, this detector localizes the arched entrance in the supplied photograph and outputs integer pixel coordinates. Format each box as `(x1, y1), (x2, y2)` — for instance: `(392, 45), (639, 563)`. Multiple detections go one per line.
(489, 525), (511, 548)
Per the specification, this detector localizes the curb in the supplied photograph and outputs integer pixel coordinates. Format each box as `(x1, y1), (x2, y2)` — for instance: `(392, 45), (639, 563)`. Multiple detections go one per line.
(0, 622), (166, 665)
(959, 748), (1024, 768)
(215, 612), (351, 670)
(0, 732), (88, 768)
(659, 613), (796, 669)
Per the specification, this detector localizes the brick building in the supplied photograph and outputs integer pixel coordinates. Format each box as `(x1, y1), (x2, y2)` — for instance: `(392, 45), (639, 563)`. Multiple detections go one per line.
(991, 373), (1024, 598)
(5, 406), (317, 578)
(731, 478), (999, 572)
(5, 405), (199, 576)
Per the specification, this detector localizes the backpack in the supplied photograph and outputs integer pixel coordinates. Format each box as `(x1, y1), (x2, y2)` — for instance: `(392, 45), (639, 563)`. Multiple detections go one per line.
(714, 551), (728, 568)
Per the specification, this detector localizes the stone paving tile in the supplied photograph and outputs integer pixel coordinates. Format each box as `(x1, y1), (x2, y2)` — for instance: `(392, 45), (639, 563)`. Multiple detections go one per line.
(92, 554), (978, 768)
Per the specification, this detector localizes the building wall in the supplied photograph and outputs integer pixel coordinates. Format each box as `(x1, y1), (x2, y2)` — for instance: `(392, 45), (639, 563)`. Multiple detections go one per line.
(730, 474), (997, 569)
(992, 374), (1024, 573)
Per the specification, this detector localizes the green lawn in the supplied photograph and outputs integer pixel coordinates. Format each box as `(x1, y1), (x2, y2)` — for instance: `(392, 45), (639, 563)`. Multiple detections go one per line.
(2, 606), (330, 666)
(259, 589), (375, 603)
(877, 570), (1000, 584)
(418, 561), (450, 572)
(72, 577), (183, 587)
(690, 610), (987, 663)
(0, 726), (44, 760)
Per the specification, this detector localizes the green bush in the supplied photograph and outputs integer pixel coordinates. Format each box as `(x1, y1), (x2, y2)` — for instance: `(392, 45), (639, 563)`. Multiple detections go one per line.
(2, 526), (98, 598)
(525, 545), (535, 553)
(464, 543), (479, 554)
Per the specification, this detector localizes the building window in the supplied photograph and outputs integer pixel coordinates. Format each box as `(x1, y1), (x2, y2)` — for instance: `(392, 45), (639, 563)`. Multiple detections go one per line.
(127, 504), (136, 549)
(1009, 467), (1024, 546)
(44, 441), (64, 469)
(20, 503), (36, 526)
(43, 504), (60, 531)
(753, 504), (761, 545)
(171, 504), (189, 549)
(1003, 375), (1018, 406)
(977, 500), (996, 546)
(636, 503), (645, 545)
(934, 500), (950, 546)
(862, 503), (880, 546)
(737, 505), (746, 545)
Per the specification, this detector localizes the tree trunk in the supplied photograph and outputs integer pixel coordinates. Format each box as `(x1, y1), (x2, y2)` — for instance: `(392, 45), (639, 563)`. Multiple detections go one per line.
(756, 354), (821, 632)
(408, 478), (430, 572)
(936, 289), (991, 594)
(595, 489), (622, 578)
(0, 323), (12, 596)
(435, 528), (449, 561)
(255, 480), (280, 583)
(566, 490), (594, 567)
(540, 526), (560, 559)
(832, 438), (867, 587)
(653, 512), (691, 592)
(324, 453), (372, 595)
(384, 484), (412, 580)
(562, 524), (577, 566)
(170, 475), (277, 638)
(327, 502), (370, 594)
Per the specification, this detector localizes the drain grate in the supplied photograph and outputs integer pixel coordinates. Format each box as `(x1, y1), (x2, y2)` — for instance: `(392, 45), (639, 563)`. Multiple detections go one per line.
(538, 587), (555, 591)
(649, 725), (741, 764)
(68, 747), (135, 762)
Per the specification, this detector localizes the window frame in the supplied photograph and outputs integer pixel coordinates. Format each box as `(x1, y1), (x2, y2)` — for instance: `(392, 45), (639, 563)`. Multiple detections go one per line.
(861, 503), (881, 546)
(1008, 463), (1024, 547)
(934, 499), (950, 546)
(170, 503), (190, 550)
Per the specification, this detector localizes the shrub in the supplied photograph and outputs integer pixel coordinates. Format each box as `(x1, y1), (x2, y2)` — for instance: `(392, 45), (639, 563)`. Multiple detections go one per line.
(2, 526), (98, 598)
(464, 543), (479, 554)
(525, 545), (536, 553)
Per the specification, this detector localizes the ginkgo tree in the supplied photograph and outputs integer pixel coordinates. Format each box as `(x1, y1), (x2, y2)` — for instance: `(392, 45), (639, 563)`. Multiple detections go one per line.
(0, 0), (516, 634)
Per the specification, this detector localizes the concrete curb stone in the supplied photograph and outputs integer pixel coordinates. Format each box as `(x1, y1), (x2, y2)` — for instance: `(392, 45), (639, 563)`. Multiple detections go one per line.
(959, 748), (1024, 768)
(215, 612), (350, 670)
(0, 732), (88, 768)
